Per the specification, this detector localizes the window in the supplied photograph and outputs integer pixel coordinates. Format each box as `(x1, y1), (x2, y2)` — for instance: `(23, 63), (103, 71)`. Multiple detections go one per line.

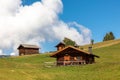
(64, 55), (70, 61)
(74, 57), (77, 61)
(77, 56), (82, 61)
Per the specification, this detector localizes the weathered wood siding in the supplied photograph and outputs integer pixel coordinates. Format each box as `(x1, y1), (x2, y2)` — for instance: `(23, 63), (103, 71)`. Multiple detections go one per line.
(19, 48), (25, 55)
(51, 46), (98, 66)
(19, 47), (39, 56)
(56, 52), (95, 65)
(57, 45), (65, 51)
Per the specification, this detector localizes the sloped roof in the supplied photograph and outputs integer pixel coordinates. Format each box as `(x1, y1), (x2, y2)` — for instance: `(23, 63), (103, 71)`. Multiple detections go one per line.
(51, 46), (88, 57)
(50, 46), (99, 58)
(18, 44), (39, 49)
(55, 42), (65, 47)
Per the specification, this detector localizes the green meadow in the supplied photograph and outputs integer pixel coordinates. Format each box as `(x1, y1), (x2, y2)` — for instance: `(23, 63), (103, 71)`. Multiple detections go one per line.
(0, 40), (120, 80)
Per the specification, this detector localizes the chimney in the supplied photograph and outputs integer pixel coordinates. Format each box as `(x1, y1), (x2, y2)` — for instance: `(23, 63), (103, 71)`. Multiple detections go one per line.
(88, 46), (92, 54)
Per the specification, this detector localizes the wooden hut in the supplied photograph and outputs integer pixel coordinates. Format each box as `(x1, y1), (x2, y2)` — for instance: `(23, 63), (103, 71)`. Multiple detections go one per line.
(18, 44), (39, 56)
(50, 43), (99, 66)
(55, 42), (65, 51)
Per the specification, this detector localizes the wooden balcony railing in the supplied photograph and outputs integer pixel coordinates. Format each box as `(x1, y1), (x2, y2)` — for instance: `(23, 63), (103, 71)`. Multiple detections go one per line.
(44, 61), (87, 67)
(57, 60), (86, 65)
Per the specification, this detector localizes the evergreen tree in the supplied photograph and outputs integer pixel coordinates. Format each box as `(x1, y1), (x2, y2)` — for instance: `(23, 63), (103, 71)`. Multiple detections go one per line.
(91, 39), (94, 45)
(103, 32), (115, 41)
(109, 32), (115, 40)
(63, 37), (76, 46)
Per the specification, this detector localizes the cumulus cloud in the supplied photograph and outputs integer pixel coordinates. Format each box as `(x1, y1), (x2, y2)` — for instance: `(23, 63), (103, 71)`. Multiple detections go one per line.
(0, 0), (91, 56)
(0, 49), (4, 55)
(53, 21), (91, 45)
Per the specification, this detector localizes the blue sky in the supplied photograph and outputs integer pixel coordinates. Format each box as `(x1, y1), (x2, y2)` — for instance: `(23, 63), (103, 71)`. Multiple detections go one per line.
(23, 0), (119, 49)
(20, 0), (120, 53)
(61, 0), (120, 42)
(22, 0), (120, 42)
(0, 0), (120, 55)
(22, 0), (40, 5)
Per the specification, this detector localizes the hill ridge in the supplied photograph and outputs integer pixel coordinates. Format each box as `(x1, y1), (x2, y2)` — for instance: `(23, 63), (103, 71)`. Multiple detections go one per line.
(80, 39), (120, 50)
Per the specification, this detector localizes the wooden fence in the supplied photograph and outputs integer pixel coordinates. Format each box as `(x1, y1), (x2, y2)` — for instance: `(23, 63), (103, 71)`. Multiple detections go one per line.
(44, 61), (86, 67)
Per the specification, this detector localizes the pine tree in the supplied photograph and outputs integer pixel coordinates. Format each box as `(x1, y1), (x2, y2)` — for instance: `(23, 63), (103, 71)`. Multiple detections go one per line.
(103, 32), (115, 41)
(109, 32), (115, 40)
(91, 39), (94, 45)
(63, 37), (76, 46)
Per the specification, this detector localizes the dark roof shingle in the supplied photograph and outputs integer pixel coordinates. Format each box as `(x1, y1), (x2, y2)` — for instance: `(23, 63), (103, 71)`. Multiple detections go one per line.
(18, 44), (39, 49)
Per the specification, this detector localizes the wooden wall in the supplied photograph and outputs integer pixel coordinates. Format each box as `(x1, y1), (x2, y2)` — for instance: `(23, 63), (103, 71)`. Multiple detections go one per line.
(56, 52), (95, 65)
(57, 45), (65, 51)
(19, 48), (39, 56)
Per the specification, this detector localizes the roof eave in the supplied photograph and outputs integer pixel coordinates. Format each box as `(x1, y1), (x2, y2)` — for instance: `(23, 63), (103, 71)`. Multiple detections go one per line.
(50, 46), (91, 57)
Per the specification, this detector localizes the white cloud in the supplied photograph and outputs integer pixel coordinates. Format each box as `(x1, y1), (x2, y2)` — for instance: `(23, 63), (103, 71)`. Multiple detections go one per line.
(0, 0), (21, 16)
(0, 0), (91, 56)
(53, 21), (91, 45)
(0, 49), (5, 55)
(10, 52), (18, 56)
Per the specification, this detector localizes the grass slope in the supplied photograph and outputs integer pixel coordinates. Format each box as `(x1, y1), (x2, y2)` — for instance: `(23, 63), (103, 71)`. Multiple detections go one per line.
(80, 39), (120, 50)
(0, 41), (120, 80)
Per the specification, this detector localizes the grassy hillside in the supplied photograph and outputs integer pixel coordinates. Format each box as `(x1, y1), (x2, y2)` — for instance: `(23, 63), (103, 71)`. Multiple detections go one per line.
(80, 39), (120, 50)
(0, 40), (120, 80)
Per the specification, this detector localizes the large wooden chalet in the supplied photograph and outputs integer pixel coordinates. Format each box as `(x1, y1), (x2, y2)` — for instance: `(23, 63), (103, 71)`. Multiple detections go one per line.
(50, 42), (99, 66)
(18, 44), (39, 56)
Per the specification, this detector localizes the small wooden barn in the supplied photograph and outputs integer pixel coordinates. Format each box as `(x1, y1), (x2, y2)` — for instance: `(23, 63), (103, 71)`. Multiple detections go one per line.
(50, 42), (99, 66)
(55, 42), (65, 51)
(18, 44), (39, 56)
